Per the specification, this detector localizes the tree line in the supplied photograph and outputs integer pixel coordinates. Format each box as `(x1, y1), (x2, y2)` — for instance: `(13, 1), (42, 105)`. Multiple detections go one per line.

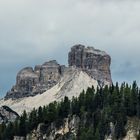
(0, 81), (140, 140)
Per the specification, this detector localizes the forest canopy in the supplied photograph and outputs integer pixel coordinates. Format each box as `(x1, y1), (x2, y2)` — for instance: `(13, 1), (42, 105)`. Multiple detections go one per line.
(0, 81), (140, 140)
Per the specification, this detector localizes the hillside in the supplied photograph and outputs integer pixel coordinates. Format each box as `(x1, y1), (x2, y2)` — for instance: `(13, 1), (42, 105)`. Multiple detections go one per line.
(0, 82), (140, 140)
(0, 45), (111, 114)
(0, 68), (98, 114)
(1, 45), (139, 140)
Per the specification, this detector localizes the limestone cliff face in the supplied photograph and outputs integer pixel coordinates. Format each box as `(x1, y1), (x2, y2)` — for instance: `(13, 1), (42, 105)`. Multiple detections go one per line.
(5, 44), (112, 99)
(5, 60), (66, 99)
(1, 68), (98, 115)
(14, 115), (80, 140)
(13, 116), (139, 140)
(68, 44), (112, 85)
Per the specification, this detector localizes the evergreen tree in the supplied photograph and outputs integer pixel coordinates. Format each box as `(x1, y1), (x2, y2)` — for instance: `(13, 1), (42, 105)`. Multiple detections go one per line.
(28, 108), (37, 131)
(94, 128), (100, 140)
(1, 82), (140, 140)
(18, 110), (28, 136)
(37, 106), (43, 123)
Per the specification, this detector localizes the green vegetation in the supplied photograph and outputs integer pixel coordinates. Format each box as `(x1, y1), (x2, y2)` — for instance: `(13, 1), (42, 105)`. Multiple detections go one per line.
(0, 81), (140, 140)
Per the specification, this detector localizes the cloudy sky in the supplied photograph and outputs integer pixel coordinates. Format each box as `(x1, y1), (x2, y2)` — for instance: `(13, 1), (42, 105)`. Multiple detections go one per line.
(0, 0), (140, 97)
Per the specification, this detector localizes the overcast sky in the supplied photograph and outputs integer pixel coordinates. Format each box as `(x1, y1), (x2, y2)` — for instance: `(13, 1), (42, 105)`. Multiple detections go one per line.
(0, 0), (140, 97)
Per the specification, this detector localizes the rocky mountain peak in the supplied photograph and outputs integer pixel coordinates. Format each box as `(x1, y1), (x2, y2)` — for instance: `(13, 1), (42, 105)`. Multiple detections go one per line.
(17, 67), (38, 79)
(5, 60), (65, 99)
(43, 60), (59, 66)
(71, 44), (85, 50)
(68, 44), (112, 85)
(4, 44), (112, 100)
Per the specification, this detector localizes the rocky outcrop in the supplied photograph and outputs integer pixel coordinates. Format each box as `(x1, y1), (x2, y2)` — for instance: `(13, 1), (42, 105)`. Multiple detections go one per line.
(5, 44), (112, 99)
(15, 115), (80, 140)
(13, 116), (140, 140)
(5, 60), (66, 99)
(68, 44), (112, 85)
(1, 68), (98, 115)
(13, 136), (25, 140)
(0, 106), (19, 123)
(105, 118), (140, 140)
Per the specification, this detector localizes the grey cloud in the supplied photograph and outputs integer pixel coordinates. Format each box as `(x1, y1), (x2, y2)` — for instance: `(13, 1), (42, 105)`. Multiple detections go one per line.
(0, 0), (140, 96)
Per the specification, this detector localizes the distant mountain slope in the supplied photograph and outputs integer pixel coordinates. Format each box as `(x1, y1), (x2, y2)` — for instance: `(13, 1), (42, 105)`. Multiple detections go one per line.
(0, 67), (99, 114)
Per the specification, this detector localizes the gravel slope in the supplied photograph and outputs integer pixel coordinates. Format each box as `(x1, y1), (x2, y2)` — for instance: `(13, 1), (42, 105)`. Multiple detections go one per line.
(0, 68), (98, 115)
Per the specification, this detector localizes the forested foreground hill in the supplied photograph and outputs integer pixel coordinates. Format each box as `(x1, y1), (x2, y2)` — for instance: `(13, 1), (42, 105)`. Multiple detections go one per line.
(1, 82), (140, 140)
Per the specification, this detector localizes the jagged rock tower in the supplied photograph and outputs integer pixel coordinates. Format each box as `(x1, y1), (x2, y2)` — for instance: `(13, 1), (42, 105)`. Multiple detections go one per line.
(5, 44), (112, 99)
(68, 44), (112, 85)
(5, 61), (66, 99)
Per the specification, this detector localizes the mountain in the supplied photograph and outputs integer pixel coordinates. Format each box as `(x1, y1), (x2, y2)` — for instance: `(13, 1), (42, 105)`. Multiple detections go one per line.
(0, 45), (139, 140)
(5, 60), (66, 99)
(0, 44), (112, 114)
(68, 45), (112, 85)
(0, 67), (98, 115)
(5, 44), (112, 100)
(1, 82), (140, 140)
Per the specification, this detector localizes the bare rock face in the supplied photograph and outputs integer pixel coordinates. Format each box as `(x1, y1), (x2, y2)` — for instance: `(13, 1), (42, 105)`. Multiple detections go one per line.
(40, 60), (62, 87)
(13, 136), (25, 140)
(5, 44), (112, 100)
(0, 106), (19, 123)
(5, 60), (66, 99)
(23, 115), (80, 140)
(68, 44), (112, 85)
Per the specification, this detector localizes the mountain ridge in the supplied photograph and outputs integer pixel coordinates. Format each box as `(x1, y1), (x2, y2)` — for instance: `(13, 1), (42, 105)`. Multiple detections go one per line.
(0, 45), (139, 140)
(5, 44), (112, 100)
(0, 67), (99, 115)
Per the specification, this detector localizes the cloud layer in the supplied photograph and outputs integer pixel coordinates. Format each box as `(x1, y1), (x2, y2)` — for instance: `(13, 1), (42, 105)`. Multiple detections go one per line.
(0, 0), (140, 96)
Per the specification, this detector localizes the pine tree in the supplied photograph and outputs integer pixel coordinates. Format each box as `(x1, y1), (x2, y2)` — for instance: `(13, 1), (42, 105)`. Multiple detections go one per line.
(28, 108), (37, 131)
(94, 128), (100, 140)
(37, 106), (43, 123)
(18, 110), (28, 136)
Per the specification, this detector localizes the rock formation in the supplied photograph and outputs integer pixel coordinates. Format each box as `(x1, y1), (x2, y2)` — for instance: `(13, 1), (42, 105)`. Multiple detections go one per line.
(5, 44), (112, 99)
(13, 116), (139, 140)
(14, 115), (80, 140)
(68, 44), (112, 85)
(0, 106), (19, 123)
(1, 68), (98, 115)
(5, 60), (66, 99)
